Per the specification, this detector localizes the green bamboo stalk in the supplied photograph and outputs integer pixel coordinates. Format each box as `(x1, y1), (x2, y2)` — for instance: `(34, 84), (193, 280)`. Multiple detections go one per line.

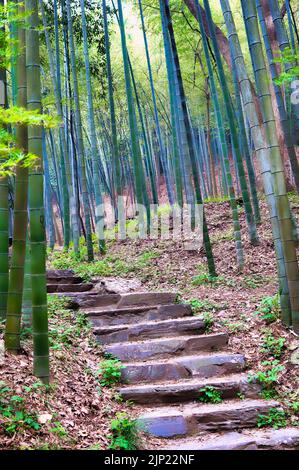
(80, 0), (106, 254)
(25, 0), (49, 381)
(0, 168), (8, 321)
(241, 0), (299, 332)
(268, 0), (299, 139)
(39, 0), (76, 251)
(0, 0), (9, 322)
(159, 0), (185, 207)
(65, 0), (94, 261)
(220, 0), (292, 324)
(117, 0), (150, 231)
(161, 0), (216, 277)
(138, 0), (174, 206)
(256, 0), (299, 192)
(194, 0), (244, 269)
(22, 237), (32, 327)
(230, 57), (261, 225)
(203, 0), (259, 247)
(102, 0), (122, 220)
(5, 0), (28, 352)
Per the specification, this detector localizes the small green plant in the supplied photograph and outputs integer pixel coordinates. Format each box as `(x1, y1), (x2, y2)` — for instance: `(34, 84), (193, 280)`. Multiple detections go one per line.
(47, 295), (71, 317)
(257, 408), (287, 429)
(291, 402), (299, 413)
(186, 298), (225, 314)
(249, 361), (284, 386)
(255, 294), (280, 324)
(49, 421), (68, 438)
(211, 228), (234, 243)
(48, 299), (91, 350)
(243, 274), (267, 290)
(249, 361), (284, 399)
(221, 319), (247, 333)
(136, 250), (159, 268)
(0, 385), (41, 435)
(237, 392), (245, 400)
(198, 386), (223, 404)
(109, 412), (140, 450)
(98, 359), (125, 387)
(261, 331), (285, 358)
(192, 273), (218, 286)
(23, 381), (48, 394)
(203, 312), (214, 332)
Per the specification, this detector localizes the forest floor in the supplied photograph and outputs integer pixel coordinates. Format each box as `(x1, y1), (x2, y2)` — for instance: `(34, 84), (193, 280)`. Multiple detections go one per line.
(0, 193), (298, 450)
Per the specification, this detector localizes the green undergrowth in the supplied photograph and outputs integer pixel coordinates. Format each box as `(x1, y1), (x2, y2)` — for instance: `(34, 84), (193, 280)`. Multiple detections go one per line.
(211, 228), (234, 243)
(97, 359), (125, 387)
(48, 245), (160, 282)
(108, 412), (140, 450)
(249, 361), (285, 400)
(254, 294), (280, 324)
(257, 408), (287, 429)
(204, 196), (229, 204)
(47, 295), (92, 350)
(0, 382), (42, 436)
(185, 298), (228, 314)
(260, 330), (285, 359)
(198, 386), (223, 404)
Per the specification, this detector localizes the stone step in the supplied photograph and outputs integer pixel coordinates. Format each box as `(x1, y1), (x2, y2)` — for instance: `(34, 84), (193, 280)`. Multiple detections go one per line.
(47, 283), (94, 293)
(89, 304), (191, 327)
(162, 428), (299, 450)
(94, 316), (204, 344)
(137, 399), (280, 438)
(104, 333), (229, 362)
(119, 373), (259, 404)
(121, 353), (246, 384)
(55, 292), (121, 310)
(116, 292), (178, 308)
(47, 269), (75, 278)
(54, 291), (178, 311)
(47, 270), (83, 285)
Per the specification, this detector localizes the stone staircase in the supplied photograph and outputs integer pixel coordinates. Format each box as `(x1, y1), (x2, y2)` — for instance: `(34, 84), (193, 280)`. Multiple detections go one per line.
(47, 270), (299, 450)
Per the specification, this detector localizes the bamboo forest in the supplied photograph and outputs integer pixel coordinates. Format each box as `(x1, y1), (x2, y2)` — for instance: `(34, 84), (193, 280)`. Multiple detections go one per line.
(0, 0), (299, 456)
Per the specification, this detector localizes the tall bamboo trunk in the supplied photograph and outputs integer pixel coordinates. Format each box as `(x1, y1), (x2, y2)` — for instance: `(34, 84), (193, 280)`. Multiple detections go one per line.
(203, 0), (259, 247)
(257, 0), (299, 192)
(102, 0), (123, 235)
(80, 0), (106, 253)
(39, 0), (72, 250)
(0, 0), (9, 321)
(65, 0), (94, 261)
(220, 0), (292, 324)
(25, 0), (49, 382)
(117, 0), (150, 232)
(241, 0), (299, 332)
(194, 0), (244, 270)
(5, 0), (28, 352)
(161, 0), (216, 277)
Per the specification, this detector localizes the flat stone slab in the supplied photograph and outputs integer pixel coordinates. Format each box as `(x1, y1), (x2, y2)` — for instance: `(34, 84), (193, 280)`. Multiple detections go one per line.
(105, 333), (229, 362)
(94, 316), (204, 344)
(117, 292), (177, 308)
(47, 270), (83, 285)
(90, 304), (191, 328)
(94, 277), (142, 294)
(119, 373), (260, 404)
(138, 400), (280, 437)
(55, 293), (121, 310)
(121, 353), (245, 384)
(162, 428), (299, 450)
(47, 269), (75, 278)
(47, 283), (93, 293)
